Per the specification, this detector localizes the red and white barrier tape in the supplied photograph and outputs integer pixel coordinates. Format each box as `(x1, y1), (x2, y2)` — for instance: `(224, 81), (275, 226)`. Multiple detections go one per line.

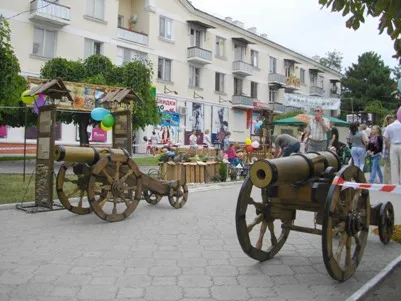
(333, 176), (401, 194)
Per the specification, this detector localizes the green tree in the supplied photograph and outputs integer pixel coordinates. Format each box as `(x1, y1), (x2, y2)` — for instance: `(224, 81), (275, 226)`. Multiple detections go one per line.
(364, 100), (391, 125)
(341, 51), (396, 117)
(319, 0), (401, 60)
(318, 50), (343, 72)
(0, 16), (27, 126)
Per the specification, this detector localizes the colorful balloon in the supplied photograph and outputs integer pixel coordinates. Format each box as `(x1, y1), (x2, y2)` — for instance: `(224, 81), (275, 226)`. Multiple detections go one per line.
(100, 122), (112, 131)
(251, 141), (260, 149)
(257, 120), (263, 125)
(101, 114), (115, 128)
(245, 138), (252, 146)
(255, 123), (261, 130)
(90, 107), (109, 121)
(21, 90), (37, 104)
(245, 145), (253, 153)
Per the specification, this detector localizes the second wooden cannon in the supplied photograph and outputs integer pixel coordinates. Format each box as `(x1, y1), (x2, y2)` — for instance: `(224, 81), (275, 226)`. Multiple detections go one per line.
(55, 145), (188, 222)
(236, 151), (394, 282)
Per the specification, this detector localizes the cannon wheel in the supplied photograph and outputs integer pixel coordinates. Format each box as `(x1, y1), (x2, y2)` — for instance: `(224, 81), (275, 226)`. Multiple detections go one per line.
(168, 183), (188, 209)
(56, 162), (92, 215)
(87, 154), (142, 222)
(143, 190), (163, 205)
(322, 165), (370, 282)
(235, 176), (293, 262)
(378, 201), (394, 245)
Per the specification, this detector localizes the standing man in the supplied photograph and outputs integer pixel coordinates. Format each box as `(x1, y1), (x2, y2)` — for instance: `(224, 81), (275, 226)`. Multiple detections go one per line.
(305, 107), (330, 152)
(328, 121), (340, 152)
(382, 115), (394, 184)
(384, 109), (401, 184)
(274, 134), (301, 158)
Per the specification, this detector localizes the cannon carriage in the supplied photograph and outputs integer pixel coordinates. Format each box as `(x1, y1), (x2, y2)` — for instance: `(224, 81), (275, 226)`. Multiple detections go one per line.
(235, 151), (394, 282)
(55, 145), (188, 222)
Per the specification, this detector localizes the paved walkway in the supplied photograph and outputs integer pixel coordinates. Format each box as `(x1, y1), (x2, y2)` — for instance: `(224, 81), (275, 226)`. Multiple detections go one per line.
(0, 185), (400, 301)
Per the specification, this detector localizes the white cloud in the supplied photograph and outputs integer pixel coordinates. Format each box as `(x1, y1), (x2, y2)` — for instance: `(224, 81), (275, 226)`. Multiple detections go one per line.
(189, 0), (398, 71)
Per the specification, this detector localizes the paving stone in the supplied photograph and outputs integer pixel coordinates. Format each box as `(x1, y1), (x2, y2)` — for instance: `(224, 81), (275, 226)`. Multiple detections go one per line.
(116, 275), (151, 288)
(206, 266), (238, 276)
(90, 277), (117, 285)
(237, 275), (274, 287)
(212, 276), (238, 286)
(271, 275), (299, 285)
(53, 274), (92, 286)
(211, 285), (249, 300)
(0, 271), (32, 284)
(152, 276), (177, 286)
(50, 286), (80, 297)
(78, 285), (118, 300)
(260, 264), (294, 276)
(183, 287), (211, 298)
(274, 283), (317, 299)
(182, 267), (205, 275)
(178, 275), (213, 288)
(247, 287), (277, 298)
(145, 286), (183, 301)
(149, 266), (181, 276)
(116, 287), (144, 299)
(69, 267), (93, 275)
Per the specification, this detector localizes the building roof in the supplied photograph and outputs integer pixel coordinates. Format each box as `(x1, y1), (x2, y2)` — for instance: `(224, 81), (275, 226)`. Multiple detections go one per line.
(183, 0), (343, 78)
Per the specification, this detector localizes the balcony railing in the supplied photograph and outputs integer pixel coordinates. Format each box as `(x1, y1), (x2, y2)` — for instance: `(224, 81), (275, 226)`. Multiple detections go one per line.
(117, 27), (149, 46)
(268, 73), (286, 86)
(232, 61), (253, 76)
(330, 88), (340, 98)
(232, 95), (255, 108)
(187, 47), (212, 64)
(30, 0), (70, 25)
(285, 75), (301, 89)
(310, 86), (324, 96)
(268, 102), (299, 113)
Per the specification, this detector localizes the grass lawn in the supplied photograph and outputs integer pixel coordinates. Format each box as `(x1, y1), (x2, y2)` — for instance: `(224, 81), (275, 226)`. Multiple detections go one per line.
(0, 156), (160, 205)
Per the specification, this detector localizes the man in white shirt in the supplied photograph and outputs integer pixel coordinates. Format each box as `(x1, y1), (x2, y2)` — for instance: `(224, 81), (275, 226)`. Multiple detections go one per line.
(383, 114), (401, 184)
(304, 107), (330, 152)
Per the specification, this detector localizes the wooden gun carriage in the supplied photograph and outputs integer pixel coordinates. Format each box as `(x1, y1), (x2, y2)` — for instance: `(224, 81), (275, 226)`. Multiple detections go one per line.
(55, 145), (188, 222)
(235, 151), (394, 282)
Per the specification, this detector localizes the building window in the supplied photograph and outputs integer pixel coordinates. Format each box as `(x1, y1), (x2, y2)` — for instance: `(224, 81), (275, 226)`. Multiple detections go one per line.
(285, 62), (294, 77)
(269, 57), (277, 73)
(300, 68), (305, 84)
(319, 75), (324, 89)
(190, 28), (202, 47)
(86, 0), (105, 20)
(216, 36), (226, 57)
(310, 72), (318, 86)
(234, 78), (243, 95)
(32, 28), (56, 58)
(189, 66), (201, 88)
(158, 57), (172, 81)
(269, 89), (278, 103)
(251, 50), (259, 68)
(84, 38), (103, 58)
(215, 72), (225, 92)
(251, 82), (258, 99)
(234, 44), (244, 61)
(159, 16), (173, 40)
(116, 47), (147, 66)
(118, 15), (124, 27)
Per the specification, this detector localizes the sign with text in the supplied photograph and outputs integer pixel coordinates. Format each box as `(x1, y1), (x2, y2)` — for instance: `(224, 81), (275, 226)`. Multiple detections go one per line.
(157, 97), (176, 112)
(284, 93), (341, 110)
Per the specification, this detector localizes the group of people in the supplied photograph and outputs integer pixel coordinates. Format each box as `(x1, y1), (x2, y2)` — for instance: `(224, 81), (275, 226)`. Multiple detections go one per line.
(273, 105), (401, 185)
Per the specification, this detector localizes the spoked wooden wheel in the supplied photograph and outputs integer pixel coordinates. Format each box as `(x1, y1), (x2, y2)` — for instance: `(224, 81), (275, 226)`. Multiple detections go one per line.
(56, 162), (92, 215)
(143, 190), (163, 205)
(322, 165), (370, 282)
(88, 155), (142, 222)
(378, 201), (394, 245)
(168, 183), (188, 209)
(235, 176), (293, 262)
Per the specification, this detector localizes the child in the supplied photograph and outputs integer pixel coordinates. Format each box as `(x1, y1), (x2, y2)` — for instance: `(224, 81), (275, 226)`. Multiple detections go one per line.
(227, 143), (236, 163)
(146, 140), (152, 155)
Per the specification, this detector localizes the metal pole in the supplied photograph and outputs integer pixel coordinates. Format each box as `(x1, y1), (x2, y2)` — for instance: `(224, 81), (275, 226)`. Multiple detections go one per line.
(23, 107), (27, 182)
(351, 98), (354, 122)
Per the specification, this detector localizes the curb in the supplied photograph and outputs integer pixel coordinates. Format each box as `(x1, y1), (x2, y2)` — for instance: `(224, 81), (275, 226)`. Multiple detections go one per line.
(345, 254), (401, 301)
(0, 181), (242, 211)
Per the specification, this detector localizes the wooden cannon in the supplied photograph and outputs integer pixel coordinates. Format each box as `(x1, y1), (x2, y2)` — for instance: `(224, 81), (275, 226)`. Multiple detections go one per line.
(236, 151), (395, 282)
(55, 146), (188, 222)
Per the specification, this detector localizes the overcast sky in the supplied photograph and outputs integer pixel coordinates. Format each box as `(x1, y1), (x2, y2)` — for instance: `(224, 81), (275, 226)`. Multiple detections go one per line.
(189, 0), (398, 73)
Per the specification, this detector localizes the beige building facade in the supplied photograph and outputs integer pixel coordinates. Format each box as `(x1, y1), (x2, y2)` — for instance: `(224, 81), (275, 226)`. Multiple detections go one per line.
(0, 0), (342, 150)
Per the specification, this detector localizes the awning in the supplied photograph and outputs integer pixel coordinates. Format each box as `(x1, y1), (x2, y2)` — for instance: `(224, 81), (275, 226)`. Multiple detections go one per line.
(309, 67), (325, 73)
(284, 58), (301, 64)
(232, 37), (255, 45)
(187, 20), (215, 29)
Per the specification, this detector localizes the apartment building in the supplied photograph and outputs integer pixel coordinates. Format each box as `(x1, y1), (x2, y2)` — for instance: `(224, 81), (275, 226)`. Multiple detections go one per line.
(0, 0), (342, 151)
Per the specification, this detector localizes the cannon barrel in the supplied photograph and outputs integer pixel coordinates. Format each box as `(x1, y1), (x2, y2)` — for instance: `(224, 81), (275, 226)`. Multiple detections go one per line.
(250, 151), (340, 188)
(54, 145), (128, 164)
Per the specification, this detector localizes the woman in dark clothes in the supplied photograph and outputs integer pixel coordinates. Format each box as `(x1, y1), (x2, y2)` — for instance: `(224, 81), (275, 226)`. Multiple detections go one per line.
(367, 125), (383, 184)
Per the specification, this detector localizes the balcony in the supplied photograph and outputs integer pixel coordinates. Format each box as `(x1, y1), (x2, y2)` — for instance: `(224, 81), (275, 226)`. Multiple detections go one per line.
(330, 88), (341, 98)
(187, 47), (212, 64)
(232, 95), (255, 109)
(310, 86), (324, 96)
(268, 73), (286, 87)
(29, 0), (70, 26)
(285, 75), (301, 91)
(117, 27), (149, 46)
(232, 61), (253, 77)
(268, 102), (299, 114)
